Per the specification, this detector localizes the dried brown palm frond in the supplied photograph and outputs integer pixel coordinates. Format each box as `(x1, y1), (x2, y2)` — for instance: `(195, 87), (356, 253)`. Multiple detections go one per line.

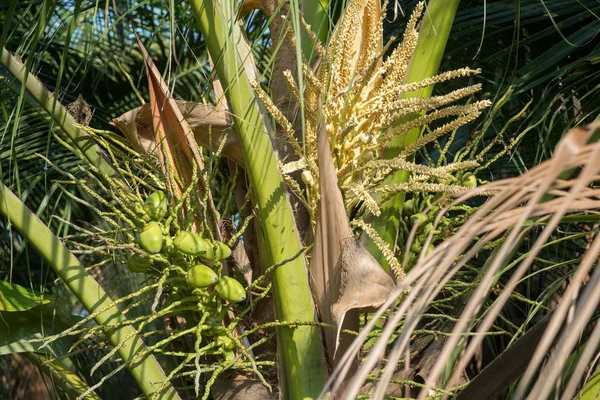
(111, 101), (242, 166)
(321, 121), (600, 399)
(135, 36), (220, 236)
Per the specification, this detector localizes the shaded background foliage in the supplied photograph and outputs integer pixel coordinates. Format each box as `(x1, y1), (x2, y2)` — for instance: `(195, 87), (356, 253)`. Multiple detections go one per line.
(1, 0), (599, 398)
(385, 0), (600, 394)
(386, 0), (600, 176)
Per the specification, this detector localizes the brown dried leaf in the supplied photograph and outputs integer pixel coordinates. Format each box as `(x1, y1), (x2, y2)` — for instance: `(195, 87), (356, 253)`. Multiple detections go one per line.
(455, 314), (552, 400)
(331, 237), (396, 352)
(311, 118), (395, 370)
(111, 101), (244, 166)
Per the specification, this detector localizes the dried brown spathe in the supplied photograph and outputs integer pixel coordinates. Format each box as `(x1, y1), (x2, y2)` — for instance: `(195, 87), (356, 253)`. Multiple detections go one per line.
(311, 118), (395, 372)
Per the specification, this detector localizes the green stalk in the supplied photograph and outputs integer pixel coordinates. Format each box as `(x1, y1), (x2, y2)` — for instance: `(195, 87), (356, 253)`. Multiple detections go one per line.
(0, 48), (114, 176)
(579, 366), (600, 400)
(24, 352), (101, 400)
(188, 1), (326, 398)
(364, 0), (460, 271)
(0, 184), (179, 399)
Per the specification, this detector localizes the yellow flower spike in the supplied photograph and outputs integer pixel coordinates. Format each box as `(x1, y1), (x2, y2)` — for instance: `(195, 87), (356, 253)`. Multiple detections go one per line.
(255, 1), (488, 224)
(343, 138), (356, 151)
(325, 0), (382, 98)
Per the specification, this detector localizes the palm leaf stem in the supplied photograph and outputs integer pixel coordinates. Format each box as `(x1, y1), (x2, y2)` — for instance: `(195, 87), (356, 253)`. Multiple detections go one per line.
(187, 1), (326, 398)
(0, 183), (179, 399)
(0, 48), (114, 176)
(23, 352), (101, 400)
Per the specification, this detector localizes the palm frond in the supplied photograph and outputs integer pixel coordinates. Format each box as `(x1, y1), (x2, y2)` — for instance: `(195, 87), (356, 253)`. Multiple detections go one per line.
(325, 122), (600, 398)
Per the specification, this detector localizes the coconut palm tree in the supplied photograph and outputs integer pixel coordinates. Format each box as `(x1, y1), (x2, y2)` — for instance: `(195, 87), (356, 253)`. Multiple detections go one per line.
(1, 0), (599, 399)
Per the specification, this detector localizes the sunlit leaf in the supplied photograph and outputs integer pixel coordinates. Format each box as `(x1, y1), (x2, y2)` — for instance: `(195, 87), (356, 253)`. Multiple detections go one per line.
(0, 280), (50, 312)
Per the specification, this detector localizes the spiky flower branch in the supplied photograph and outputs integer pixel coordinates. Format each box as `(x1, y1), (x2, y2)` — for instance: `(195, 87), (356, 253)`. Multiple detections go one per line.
(253, 2), (490, 279)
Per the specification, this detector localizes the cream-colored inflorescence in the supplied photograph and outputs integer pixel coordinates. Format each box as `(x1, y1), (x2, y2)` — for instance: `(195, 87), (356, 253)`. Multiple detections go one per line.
(254, 0), (491, 220)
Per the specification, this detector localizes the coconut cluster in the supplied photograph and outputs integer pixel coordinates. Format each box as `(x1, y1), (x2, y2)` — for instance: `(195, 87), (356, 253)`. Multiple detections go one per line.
(130, 190), (245, 305)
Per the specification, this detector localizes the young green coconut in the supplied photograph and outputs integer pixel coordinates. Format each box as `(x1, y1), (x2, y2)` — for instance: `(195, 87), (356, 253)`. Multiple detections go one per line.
(173, 230), (232, 261)
(187, 264), (219, 289)
(215, 276), (246, 303)
(144, 190), (168, 220)
(139, 221), (164, 254)
(127, 253), (153, 273)
(174, 231), (207, 255)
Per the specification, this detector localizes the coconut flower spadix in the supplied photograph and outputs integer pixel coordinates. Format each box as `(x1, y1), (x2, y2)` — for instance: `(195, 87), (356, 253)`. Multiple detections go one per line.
(187, 264), (219, 288)
(144, 190), (168, 220)
(215, 276), (246, 303)
(139, 222), (164, 253)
